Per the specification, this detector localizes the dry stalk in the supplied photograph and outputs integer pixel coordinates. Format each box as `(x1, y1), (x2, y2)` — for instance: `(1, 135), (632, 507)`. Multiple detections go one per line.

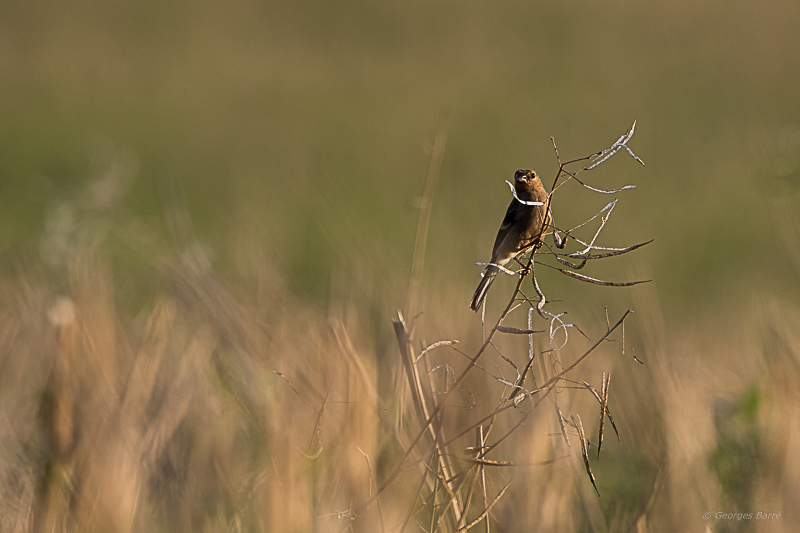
(572, 414), (599, 497)
(456, 480), (511, 532)
(356, 122), (647, 530)
(393, 314), (464, 525)
(597, 372), (610, 459)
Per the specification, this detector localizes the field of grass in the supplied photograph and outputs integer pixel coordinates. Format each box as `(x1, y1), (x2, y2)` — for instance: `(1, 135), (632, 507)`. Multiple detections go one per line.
(1, 0), (799, 531)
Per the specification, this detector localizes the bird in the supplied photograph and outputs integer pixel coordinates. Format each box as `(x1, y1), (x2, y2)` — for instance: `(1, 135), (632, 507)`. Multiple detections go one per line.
(470, 169), (552, 312)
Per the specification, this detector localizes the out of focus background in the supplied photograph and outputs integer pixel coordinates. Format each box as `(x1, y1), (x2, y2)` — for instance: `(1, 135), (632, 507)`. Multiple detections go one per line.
(1, 0), (799, 531)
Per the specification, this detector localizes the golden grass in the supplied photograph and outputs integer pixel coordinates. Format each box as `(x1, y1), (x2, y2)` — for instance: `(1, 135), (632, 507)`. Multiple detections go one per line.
(1, 2), (799, 529)
(0, 240), (796, 532)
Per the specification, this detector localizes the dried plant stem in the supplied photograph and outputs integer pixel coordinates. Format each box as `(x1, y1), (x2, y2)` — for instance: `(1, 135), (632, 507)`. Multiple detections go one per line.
(457, 480), (512, 532)
(572, 414), (599, 496)
(597, 373), (610, 459)
(405, 108), (451, 324)
(359, 254), (534, 517)
(394, 315), (464, 525)
(435, 311), (630, 449)
(362, 123), (644, 527)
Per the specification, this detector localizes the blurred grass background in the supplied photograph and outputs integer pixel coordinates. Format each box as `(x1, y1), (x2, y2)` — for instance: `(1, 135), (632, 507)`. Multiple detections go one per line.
(1, 0), (799, 531)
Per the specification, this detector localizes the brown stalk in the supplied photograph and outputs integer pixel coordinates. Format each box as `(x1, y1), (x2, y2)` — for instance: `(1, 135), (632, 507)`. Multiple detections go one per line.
(456, 465), (481, 531)
(572, 414), (599, 497)
(505, 355), (536, 404)
(393, 314), (464, 525)
(456, 480), (512, 532)
(556, 404), (571, 448)
(396, 454), (439, 533)
(565, 240), (653, 260)
(357, 254), (534, 516)
(429, 311), (630, 455)
(597, 373), (610, 459)
(557, 268), (650, 287)
(478, 426), (491, 533)
(365, 125), (643, 526)
(470, 415), (528, 461)
(584, 382), (620, 441)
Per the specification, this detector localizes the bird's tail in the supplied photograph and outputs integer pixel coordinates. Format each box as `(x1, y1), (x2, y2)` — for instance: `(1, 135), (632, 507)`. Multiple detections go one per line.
(469, 265), (499, 312)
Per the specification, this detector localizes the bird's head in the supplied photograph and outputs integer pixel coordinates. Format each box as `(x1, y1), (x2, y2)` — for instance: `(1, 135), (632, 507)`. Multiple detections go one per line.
(514, 169), (540, 193)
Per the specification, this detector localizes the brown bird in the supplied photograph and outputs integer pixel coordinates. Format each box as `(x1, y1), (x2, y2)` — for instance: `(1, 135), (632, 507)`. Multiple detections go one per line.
(470, 169), (552, 312)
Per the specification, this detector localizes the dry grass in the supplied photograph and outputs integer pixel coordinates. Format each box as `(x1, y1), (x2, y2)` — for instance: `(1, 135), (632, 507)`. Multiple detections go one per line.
(1, 0), (799, 529)
(0, 199), (797, 533)
(0, 131), (797, 532)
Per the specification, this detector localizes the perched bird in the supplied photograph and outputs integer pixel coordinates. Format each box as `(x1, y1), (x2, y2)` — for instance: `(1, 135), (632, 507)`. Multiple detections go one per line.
(470, 169), (552, 312)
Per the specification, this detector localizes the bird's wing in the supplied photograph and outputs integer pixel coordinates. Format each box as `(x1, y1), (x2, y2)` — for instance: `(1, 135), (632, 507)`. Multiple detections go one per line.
(490, 200), (523, 263)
